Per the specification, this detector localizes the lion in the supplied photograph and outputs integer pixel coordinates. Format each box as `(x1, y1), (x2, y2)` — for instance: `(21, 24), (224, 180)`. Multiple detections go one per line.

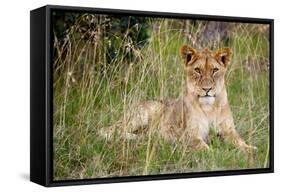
(100, 45), (257, 152)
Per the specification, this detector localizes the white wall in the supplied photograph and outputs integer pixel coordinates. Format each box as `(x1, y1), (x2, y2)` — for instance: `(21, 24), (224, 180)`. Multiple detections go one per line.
(0, 0), (279, 191)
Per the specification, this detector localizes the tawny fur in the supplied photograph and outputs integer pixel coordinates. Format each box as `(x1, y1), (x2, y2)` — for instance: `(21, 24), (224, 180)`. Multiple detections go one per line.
(100, 45), (257, 152)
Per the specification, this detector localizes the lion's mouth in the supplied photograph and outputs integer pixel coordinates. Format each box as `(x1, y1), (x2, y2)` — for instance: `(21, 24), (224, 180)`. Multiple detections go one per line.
(198, 94), (216, 98)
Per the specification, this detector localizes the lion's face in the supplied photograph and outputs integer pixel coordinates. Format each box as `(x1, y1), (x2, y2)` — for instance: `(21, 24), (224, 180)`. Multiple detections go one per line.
(180, 45), (232, 105)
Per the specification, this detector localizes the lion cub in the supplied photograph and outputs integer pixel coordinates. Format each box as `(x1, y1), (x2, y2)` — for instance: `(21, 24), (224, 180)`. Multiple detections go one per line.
(101, 45), (257, 152)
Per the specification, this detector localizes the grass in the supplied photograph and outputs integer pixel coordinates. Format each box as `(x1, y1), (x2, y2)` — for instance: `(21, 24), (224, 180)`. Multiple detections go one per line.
(53, 17), (270, 180)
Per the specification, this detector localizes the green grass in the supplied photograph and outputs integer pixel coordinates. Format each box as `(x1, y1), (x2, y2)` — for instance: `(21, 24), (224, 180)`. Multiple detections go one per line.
(53, 19), (270, 180)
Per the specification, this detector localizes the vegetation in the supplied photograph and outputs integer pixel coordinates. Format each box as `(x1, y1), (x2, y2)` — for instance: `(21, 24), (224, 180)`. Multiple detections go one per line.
(52, 12), (270, 180)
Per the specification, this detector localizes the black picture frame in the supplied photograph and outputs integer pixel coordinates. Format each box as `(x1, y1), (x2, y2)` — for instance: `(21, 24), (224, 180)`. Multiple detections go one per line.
(30, 4), (274, 187)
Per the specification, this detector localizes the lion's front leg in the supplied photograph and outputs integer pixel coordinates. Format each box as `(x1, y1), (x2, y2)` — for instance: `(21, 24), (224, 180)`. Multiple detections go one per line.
(160, 124), (210, 152)
(218, 119), (257, 152)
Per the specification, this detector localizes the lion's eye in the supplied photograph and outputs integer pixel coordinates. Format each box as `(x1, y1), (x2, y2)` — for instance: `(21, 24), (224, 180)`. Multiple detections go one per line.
(213, 68), (219, 73)
(194, 67), (201, 74)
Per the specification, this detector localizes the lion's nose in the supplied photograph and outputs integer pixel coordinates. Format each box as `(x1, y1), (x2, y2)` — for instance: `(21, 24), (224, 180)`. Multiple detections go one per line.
(202, 87), (212, 94)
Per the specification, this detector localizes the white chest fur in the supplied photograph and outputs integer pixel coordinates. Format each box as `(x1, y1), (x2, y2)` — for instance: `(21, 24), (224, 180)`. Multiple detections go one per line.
(196, 105), (220, 141)
(197, 118), (210, 140)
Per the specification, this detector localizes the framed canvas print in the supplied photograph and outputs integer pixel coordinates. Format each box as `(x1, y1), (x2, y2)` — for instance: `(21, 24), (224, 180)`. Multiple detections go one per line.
(30, 5), (274, 187)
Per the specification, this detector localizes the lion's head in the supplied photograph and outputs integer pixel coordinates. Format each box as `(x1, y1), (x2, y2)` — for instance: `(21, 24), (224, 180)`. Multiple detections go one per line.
(180, 45), (232, 106)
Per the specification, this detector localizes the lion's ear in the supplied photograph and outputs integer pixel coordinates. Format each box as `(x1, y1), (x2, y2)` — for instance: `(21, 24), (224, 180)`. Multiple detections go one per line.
(215, 47), (232, 67)
(180, 45), (197, 66)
